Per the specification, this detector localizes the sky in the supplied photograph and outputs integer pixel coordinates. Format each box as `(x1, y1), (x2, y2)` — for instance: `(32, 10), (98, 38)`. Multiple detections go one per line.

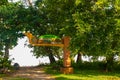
(9, 37), (49, 66)
(9, 37), (90, 66)
(8, 0), (45, 66)
(8, 36), (91, 66)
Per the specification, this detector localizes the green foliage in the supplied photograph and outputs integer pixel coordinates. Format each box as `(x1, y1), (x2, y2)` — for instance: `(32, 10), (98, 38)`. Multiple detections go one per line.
(72, 61), (106, 70)
(0, 2), (25, 47)
(0, 52), (12, 73)
(70, 0), (120, 54)
(29, 0), (76, 63)
(31, 0), (120, 71)
(34, 0), (120, 61)
(0, 0), (120, 71)
(0, 0), (8, 5)
(0, 1), (25, 73)
(50, 59), (63, 70)
(114, 61), (120, 71)
(32, 46), (62, 58)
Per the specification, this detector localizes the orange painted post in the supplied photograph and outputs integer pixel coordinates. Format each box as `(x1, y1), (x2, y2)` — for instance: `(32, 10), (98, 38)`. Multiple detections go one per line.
(60, 36), (73, 74)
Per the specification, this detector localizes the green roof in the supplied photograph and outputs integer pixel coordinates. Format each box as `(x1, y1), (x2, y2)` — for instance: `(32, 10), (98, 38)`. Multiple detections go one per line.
(39, 35), (60, 39)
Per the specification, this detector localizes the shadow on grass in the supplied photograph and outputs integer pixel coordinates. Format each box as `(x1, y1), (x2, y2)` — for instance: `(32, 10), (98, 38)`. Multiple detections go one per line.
(0, 77), (30, 80)
(55, 77), (81, 80)
(74, 69), (120, 77)
(45, 67), (120, 80)
(0, 74), (6, 77)
(8, 77), (30, 80)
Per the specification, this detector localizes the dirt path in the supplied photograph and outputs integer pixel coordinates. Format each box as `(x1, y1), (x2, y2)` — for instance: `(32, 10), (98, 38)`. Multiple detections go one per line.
(3, 67), (55, 80)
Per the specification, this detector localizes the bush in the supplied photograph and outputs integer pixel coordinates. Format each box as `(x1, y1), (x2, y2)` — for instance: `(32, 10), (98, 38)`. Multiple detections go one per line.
(113, 61), (120, 71)
(72, 61), (108, 70)
(50, 59), (63, 70)
(0, 54), (12, 73)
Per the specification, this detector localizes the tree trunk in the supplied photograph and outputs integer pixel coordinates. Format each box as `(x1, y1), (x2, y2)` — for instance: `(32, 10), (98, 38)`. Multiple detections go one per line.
(76, 52), (82, 63)
(46, 47), (56, 64)
(105, 55), (114, 72)
(56, 52), (61, 60)
(27, 0), (32, 6)
(4, 42), (10, 59)
(2, 41), (10, 73)
(48, 52), (56, 64)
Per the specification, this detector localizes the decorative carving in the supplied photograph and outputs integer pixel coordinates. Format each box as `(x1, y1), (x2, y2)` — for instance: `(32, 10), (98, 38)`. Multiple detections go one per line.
(24, 32), (62, 44)
(24, 32), (38, 44)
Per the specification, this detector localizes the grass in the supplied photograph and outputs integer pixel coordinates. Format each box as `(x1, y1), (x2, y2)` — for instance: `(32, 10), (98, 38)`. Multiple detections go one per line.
(1, 66), (120, 80)
(45, 67), (120, 80)
(0, 74), (30, 80)
(4, 77), (30, 80)
(0, 77), (30, 80)
(0, 74), (6, 77)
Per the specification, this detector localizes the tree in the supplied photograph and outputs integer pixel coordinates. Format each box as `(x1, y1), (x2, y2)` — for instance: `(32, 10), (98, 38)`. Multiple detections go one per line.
(0, 1), (24, 64)
(12, 0), (120, 70)
(70, 0), (120, 71)
(29, 0), (77, 63)
(25, 0), (66, 63)
(34, 0), (120, 71)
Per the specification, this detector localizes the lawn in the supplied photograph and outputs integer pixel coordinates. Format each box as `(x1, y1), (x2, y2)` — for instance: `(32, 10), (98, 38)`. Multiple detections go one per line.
(45, 67), (120, 80)
(1, 67), (120, 80)
(0, 74), (30, 80)
(3, 77), (30, 80)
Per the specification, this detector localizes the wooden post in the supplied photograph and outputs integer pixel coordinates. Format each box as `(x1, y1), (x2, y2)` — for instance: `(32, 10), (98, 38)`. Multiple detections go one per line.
(60, 36), (73, 74)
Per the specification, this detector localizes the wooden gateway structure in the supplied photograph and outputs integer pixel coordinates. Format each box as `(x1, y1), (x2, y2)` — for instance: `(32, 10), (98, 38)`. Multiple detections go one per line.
(24, 32), (73, 74)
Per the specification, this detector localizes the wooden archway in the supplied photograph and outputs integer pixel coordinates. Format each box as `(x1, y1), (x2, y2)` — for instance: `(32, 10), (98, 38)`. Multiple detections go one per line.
(24, 32), (73, 74)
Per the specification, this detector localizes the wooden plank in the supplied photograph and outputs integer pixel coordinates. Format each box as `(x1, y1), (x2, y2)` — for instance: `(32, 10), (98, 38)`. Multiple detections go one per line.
(31, 43), (64, 47)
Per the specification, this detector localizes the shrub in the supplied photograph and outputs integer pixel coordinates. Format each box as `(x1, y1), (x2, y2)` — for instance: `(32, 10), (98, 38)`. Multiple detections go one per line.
(0, 52), (12, 73)
(72, 61), (109, 70)
(50, 59), (63, 70)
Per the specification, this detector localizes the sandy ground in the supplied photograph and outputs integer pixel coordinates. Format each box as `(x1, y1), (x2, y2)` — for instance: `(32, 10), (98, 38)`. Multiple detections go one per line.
(3, 67), (55, 80)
